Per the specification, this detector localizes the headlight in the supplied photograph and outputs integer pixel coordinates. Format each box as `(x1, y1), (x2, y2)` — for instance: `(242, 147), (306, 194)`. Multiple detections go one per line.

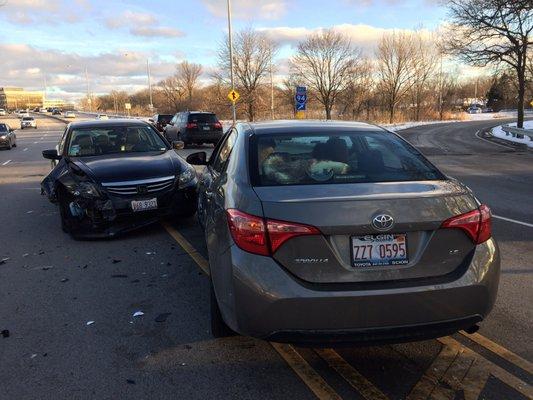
(178, 166), (196, 188)
(0, 135), (6, 139)
(70, 182), (101, 198)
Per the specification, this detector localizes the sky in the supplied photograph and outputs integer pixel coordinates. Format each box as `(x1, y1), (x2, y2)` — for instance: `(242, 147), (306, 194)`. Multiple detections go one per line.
(0, 0), (458, 101)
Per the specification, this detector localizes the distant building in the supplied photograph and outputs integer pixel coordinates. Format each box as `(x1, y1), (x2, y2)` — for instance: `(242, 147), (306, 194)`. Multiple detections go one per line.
(0, 87), (44, 110)
(43, 99), (66, 109)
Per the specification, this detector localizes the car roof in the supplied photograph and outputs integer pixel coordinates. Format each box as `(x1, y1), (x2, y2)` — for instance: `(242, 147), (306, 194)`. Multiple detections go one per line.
(242, 120), (385, 135)
(67, 119), (149, 129)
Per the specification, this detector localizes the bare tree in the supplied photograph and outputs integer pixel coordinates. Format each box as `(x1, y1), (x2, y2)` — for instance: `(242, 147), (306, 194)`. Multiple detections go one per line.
(291, 29), (360, 120)
(443, 0), (533, 128)
(158, 76), (184, 112)
(176, 61), (203, 108)
(337, 59), (374, 120)
(409, 32), (437, 121)
(218, 28), (277, 121)
(376, 31), (417, 123)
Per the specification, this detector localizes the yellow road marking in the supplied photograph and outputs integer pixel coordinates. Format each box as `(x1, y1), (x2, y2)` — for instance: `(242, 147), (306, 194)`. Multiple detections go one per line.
(460, 331), (533, 375)
(162, 222), (209, 274)
(162, 222), (344, 400)
(438, 337), (532, 400)
(315, 348), (389, 400)
(272, 344), (343, 400)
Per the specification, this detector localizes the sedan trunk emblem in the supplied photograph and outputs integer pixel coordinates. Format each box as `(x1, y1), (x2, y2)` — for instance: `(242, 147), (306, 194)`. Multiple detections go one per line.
(372, 214), (394, 231)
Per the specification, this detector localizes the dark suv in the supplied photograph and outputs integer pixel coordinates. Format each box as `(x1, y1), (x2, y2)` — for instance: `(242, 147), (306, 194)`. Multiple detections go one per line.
(164, 111), (223, 146)
(149, 114), (173, 132)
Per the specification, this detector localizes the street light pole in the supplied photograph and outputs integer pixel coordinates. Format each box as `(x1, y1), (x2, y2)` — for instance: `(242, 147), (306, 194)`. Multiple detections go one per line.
(270, 49), (274, 120)
(85, 67), (91, 112)
(147, 59), (153, 111)
(227, 0), (236, 125)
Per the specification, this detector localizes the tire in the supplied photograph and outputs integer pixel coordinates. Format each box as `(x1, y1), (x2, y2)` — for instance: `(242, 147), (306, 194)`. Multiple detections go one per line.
(210, 281), (234, 338)
(12, 140), (16, 147)
(6, 141), (11, 150)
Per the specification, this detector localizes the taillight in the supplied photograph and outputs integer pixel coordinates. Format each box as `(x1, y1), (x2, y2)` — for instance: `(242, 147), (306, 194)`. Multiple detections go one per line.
(186, 122), (197, 129)
(214, 122), (222, 129)
(226, 209), (269, 256)
(441, 204), (492, 244)
(226, 209), (320, 256)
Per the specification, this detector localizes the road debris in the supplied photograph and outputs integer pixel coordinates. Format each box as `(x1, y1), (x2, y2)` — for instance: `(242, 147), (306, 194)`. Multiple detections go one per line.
(42, 266), (53, 271)
(112, 259), (122, 264)
(22, 253), (29, 258)
(133, 311), (144, 317)
(86, 321), (95, 326)
(155, 313), (171, 323)
(60, 278), (69, 283)
(26, 210), (34, 214)
(1, 329), (10, 338)
(30, 354), (37, 359)
(0, 258), (9, 265)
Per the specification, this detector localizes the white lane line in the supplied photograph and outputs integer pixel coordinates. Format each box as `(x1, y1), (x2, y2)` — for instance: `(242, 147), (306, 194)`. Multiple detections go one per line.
(33, 141), (38, 144)
(23, 147), (28, 151)
(493, 215), (533, 228)
(2, 160), (12, 166)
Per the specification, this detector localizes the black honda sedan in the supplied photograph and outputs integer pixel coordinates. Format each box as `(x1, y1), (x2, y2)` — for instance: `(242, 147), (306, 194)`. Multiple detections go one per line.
(41, 120), (198, 238)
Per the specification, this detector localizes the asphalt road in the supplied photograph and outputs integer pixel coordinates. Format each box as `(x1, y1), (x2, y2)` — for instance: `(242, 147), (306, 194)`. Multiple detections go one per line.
(0, 114), (531, 400)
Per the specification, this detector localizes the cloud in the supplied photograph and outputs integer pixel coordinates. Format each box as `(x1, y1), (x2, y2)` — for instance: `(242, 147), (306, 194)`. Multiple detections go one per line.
(103, 10), (185, 38)
(258, 23), (434, 55)
(201, 0), (288, 20)
(0, 0), (85, 24)
(0, 43), (179, 98)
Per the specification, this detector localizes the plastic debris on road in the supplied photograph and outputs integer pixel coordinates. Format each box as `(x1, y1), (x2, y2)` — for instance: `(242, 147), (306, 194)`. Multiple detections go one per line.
(133, 311), (144, 317)
(1, 329), (10, 338)
(0, 258), (9, 265)
(155, 313), (171, 323)
(112, 259), (122, 264)
(86, 321), (95, 326)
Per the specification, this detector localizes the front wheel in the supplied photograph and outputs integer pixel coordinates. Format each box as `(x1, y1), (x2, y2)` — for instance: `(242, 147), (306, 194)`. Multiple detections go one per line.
(58, 190), (81, 235)
(210, 282), (234, 338)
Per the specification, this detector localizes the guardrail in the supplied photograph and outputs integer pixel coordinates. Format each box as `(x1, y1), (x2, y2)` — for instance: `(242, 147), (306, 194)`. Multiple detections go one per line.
(501, 125), (533, 140)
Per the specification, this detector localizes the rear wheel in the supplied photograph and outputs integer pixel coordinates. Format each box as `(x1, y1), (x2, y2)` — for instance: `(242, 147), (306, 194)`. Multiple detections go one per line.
(210, 282), (234, 338)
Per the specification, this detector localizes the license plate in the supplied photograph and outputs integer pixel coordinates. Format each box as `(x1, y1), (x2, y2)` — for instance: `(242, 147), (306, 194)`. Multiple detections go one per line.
(351, 234), (408, 267)
(202, 126), (210, 131)
(131, 198), (158, 212)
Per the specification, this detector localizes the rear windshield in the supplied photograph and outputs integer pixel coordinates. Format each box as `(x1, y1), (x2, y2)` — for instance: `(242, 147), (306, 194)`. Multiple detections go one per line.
(188, 113), (217, 123)
(251, 131), (444, 186)
(0, 124), (8, 132)
(158, 114), (173, 123)
(23, 117), (34, 121)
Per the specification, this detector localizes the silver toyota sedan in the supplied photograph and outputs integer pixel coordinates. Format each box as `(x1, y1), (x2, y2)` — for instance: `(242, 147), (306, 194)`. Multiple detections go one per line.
(186, 121), (500, 345)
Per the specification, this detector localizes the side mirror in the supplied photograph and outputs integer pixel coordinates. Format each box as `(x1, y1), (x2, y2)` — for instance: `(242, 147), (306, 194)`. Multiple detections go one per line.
(186, 151), (208, 165)
(172, 140), (185, 150)
(42, 149), (61, 160)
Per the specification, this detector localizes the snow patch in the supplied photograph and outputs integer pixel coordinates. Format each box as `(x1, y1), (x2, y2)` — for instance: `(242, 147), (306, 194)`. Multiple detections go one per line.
(491, 120), (533, 148)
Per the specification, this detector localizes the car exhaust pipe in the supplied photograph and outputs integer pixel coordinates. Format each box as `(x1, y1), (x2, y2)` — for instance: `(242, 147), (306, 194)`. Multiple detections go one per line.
(464, 324), (480, 334)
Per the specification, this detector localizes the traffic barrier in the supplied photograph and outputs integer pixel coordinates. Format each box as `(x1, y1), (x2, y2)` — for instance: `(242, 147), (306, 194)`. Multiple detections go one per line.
(501, 125), (533, 140)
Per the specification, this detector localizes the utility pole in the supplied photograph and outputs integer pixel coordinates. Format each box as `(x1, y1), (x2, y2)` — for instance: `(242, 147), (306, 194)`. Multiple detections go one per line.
(438, 53), (443, 120)
(270, 49), (274, 120)
(147, 59), (153, 111)
(85, 67), (91, 112)
(227, 0), (236, 125)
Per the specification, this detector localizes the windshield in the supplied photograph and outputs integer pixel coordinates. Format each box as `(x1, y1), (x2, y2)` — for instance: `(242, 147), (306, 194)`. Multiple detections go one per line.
(67, 125), (168, 157)
(23, 117), (34, 121)
(252, 131), (444, 186)
(0, 124), (8, 132)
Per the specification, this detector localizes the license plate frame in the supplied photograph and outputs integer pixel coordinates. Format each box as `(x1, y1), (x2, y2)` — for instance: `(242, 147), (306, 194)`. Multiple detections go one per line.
(131, 198), (158, 212)
(202, 126), (210, 131)
(351, 233), (408, 267)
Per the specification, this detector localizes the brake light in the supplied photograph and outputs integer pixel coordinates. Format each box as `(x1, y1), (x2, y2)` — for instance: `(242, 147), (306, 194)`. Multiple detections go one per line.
(441, 204), (492, 244)
(186, 122), (198, 129)
(226, 209), (321, 255)
(214, 122), (222, 129)
(226, 209), (269, 256)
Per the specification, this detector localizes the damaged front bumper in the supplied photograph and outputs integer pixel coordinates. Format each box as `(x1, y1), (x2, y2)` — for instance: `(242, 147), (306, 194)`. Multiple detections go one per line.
(63, 182), (198, 238)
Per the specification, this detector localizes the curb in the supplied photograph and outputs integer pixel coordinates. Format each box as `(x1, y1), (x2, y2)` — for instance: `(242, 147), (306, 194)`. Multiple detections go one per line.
(480, 127), (532, 152)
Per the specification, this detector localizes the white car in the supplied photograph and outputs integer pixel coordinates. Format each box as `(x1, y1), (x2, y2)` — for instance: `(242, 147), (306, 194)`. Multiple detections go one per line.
(0, 109), (6, 116)
(19, 111), (30, 119)
(21, 116), (37, 129)
(39, 108), (47, 113)
(64, 111), (76, 119)
(96, 114), (109, 120)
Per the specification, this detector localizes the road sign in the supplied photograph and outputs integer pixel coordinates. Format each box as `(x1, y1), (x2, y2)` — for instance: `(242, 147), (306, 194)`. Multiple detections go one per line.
(124, 103), (131, 110)
(295, 86), (307, 112)
(228, 89), (240, 103)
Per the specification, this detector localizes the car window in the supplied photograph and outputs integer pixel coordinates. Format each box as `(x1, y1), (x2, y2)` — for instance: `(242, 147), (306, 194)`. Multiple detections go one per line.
(58, 127), (69, 154)
(251, 131), (444, 186)
(0, 124), (8, 132)
(67, 125), (167, 157)
(211, 129), (237, 174)
(189, 113), (217, 123)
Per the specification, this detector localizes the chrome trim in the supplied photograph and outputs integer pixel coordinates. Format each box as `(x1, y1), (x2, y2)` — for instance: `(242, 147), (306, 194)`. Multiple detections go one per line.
(101, 175), (175, 187)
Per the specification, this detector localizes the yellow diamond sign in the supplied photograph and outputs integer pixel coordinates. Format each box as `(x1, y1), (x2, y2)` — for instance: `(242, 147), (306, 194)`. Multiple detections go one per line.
(228, 89), (240, 103)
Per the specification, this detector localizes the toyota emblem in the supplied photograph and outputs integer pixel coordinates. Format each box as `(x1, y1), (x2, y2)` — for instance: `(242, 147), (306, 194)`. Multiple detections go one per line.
(372, 214), (394, 231)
